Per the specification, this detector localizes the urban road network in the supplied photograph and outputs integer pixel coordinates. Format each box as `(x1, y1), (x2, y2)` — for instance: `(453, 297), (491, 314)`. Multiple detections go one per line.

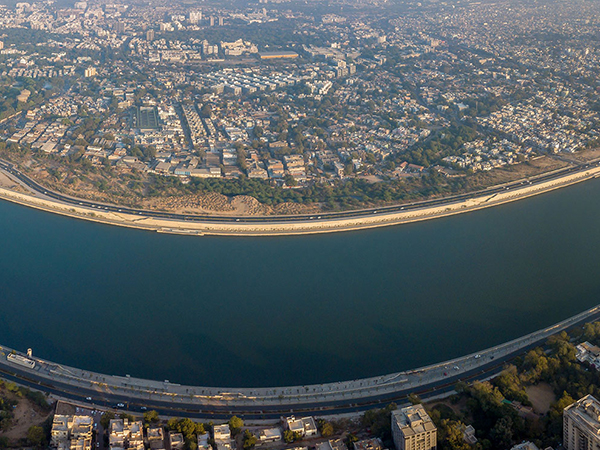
(0, 157), (599, 226)
(0, 305), (599, 420)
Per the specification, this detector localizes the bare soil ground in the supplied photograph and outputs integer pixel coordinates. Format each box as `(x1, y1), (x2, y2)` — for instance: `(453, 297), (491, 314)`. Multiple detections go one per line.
(563, 148), (600, 162)
(525, 383), (556, 415)
(142, 193), (320, 216)
(0, 172), (28, 193)
(0, 387), (54, 445)
(469, 156), (571, 187)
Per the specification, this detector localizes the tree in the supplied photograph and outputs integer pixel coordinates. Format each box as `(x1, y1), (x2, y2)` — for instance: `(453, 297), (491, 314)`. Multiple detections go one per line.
(320, 421), (334, 438)
(490, 416), (514, 448)
(144, 410), (160, 426)
(27, 425), (46, 448)
(100, 411), (115, 429)
(283, 430), (303, 443)
(439, 420), (471, 450)
(407, 393), (422, 405)
(243, 430), (257, 449)
(228, 416), (244, 435)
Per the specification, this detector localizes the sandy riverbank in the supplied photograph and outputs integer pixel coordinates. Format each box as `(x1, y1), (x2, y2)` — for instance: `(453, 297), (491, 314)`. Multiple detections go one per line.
(1, 165), (600, 236)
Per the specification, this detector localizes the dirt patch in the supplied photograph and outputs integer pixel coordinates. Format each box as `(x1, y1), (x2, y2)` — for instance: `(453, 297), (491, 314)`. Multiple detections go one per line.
(565, 147), (600, 162)
(0, 172), (28, 193)
(471, 156), (571, 187)
(525, 383), (556, 414)
(142, 192), (317, 216)
(0, 387), (54, 445)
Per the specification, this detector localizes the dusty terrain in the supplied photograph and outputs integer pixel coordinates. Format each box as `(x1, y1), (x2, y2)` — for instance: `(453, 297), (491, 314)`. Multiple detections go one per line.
(525, 383), (556, 415)
(0, 386), (53, 445)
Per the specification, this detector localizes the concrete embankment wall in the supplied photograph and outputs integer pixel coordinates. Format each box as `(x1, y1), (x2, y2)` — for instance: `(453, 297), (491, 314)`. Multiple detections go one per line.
(2, 304), (600, 409)
(1, 165), (600, 236)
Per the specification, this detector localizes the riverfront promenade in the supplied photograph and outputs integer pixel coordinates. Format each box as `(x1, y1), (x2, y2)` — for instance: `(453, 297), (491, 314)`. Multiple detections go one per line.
(1, 159), (600, 236)
(1, 304), (599, 419)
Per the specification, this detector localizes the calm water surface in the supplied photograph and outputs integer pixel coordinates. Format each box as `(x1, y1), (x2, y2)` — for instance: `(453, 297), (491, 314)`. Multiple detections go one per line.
(1, 179), (600, 387)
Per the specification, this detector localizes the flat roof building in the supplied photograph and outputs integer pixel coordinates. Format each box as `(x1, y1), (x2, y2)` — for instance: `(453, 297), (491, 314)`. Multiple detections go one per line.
(391, 405), (437, 450)
(259, 51), (298, 59)
(51, 415), (93, 450)
(564, 394), (600, 450)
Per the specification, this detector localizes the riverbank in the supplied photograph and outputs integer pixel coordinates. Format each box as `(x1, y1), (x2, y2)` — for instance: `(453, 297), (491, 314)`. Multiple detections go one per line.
(0, 303), (598, 419)
(1, 163), (600, 236)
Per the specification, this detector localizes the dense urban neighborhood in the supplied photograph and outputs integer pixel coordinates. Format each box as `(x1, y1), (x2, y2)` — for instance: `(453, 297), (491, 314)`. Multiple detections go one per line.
(0, 0), (599, 213)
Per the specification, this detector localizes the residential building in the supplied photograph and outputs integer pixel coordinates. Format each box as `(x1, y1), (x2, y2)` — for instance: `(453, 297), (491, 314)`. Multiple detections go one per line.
(391, 405), (437, 450)
(213, 423), (234, 450)
(147, 427), (165, 450)
(258, 427), (283, 443)
(354, 438), (385, 450)
(198, 432), (211, 450)
(169, 432), (185, 450)
(51, 415), (93, 450)
(316, 440), (348, 450)
(576, 342), (600, 369)
(282, 416), (318, 437)
(564, 394), (600, 450)
(109, 419), (144, 450)
(510, 443), (539, 450)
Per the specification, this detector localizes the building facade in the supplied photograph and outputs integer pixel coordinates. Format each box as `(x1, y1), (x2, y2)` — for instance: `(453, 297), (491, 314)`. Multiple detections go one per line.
(564, 394), (600, 450)
(391, 405), (437, 450)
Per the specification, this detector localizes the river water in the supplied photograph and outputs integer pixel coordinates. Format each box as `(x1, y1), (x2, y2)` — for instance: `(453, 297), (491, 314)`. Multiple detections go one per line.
(1, 179), (599, 387)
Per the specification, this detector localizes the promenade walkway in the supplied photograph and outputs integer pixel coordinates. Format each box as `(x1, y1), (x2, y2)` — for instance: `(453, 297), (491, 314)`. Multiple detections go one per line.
(0, 304), (599, 415)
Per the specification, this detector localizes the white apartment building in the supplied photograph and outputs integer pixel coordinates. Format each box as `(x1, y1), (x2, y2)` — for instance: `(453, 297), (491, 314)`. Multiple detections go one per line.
(564, 394), (600, 450)
(391, 405), (437, 450)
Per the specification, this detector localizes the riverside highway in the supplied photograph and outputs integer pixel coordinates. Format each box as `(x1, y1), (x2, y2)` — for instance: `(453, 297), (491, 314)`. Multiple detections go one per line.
(1, 157), (599, 226)
(0, 304), (599, 420)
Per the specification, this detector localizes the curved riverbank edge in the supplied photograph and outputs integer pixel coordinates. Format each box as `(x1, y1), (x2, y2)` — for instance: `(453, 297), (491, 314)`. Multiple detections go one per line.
(1, 304), (599, 414)
(1, 164), (600, 236)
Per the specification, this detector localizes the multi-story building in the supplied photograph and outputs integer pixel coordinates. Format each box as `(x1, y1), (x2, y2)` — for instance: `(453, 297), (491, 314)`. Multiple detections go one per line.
(109, 419), (145, 450)
(50, 415), (93, 450)
(564, 394), (600, 450)
(391, 405), (437, 450)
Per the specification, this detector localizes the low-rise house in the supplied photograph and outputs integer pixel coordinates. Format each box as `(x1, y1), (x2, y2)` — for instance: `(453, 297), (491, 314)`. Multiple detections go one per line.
(147, 427), (165, 450)
(353, 438), (385, 450)
(213, 423), (234, 450)
(511, 443), (540, 450)
(282, 416), (318, 437)
(258, 427), (283, 443)
(198, 432), (211, 450)
(169, 432), (185, 450)
(316, 439), (348, 450)
(576, 342), (600, 369)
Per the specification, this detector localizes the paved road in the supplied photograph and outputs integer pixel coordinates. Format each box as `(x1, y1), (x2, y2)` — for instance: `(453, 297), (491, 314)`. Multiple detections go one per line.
(1, 305), (598, 420)
(1, 158), (598, 225)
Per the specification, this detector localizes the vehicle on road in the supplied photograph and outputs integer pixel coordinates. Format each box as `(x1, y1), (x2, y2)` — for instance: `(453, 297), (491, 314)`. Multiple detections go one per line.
(86, 397), (92, 401)
(116, 403), (125, 408)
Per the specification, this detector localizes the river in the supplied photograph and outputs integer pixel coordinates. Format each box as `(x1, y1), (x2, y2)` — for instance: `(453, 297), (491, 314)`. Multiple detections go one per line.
(1, 178), (599, 387)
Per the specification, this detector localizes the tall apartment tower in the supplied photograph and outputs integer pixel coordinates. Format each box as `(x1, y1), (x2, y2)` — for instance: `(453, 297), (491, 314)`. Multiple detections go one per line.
(391, 405), (437, 450)
(564, 394), (600, 450)
(189, 10), (202, 24)
(146, 29), (154, 41)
